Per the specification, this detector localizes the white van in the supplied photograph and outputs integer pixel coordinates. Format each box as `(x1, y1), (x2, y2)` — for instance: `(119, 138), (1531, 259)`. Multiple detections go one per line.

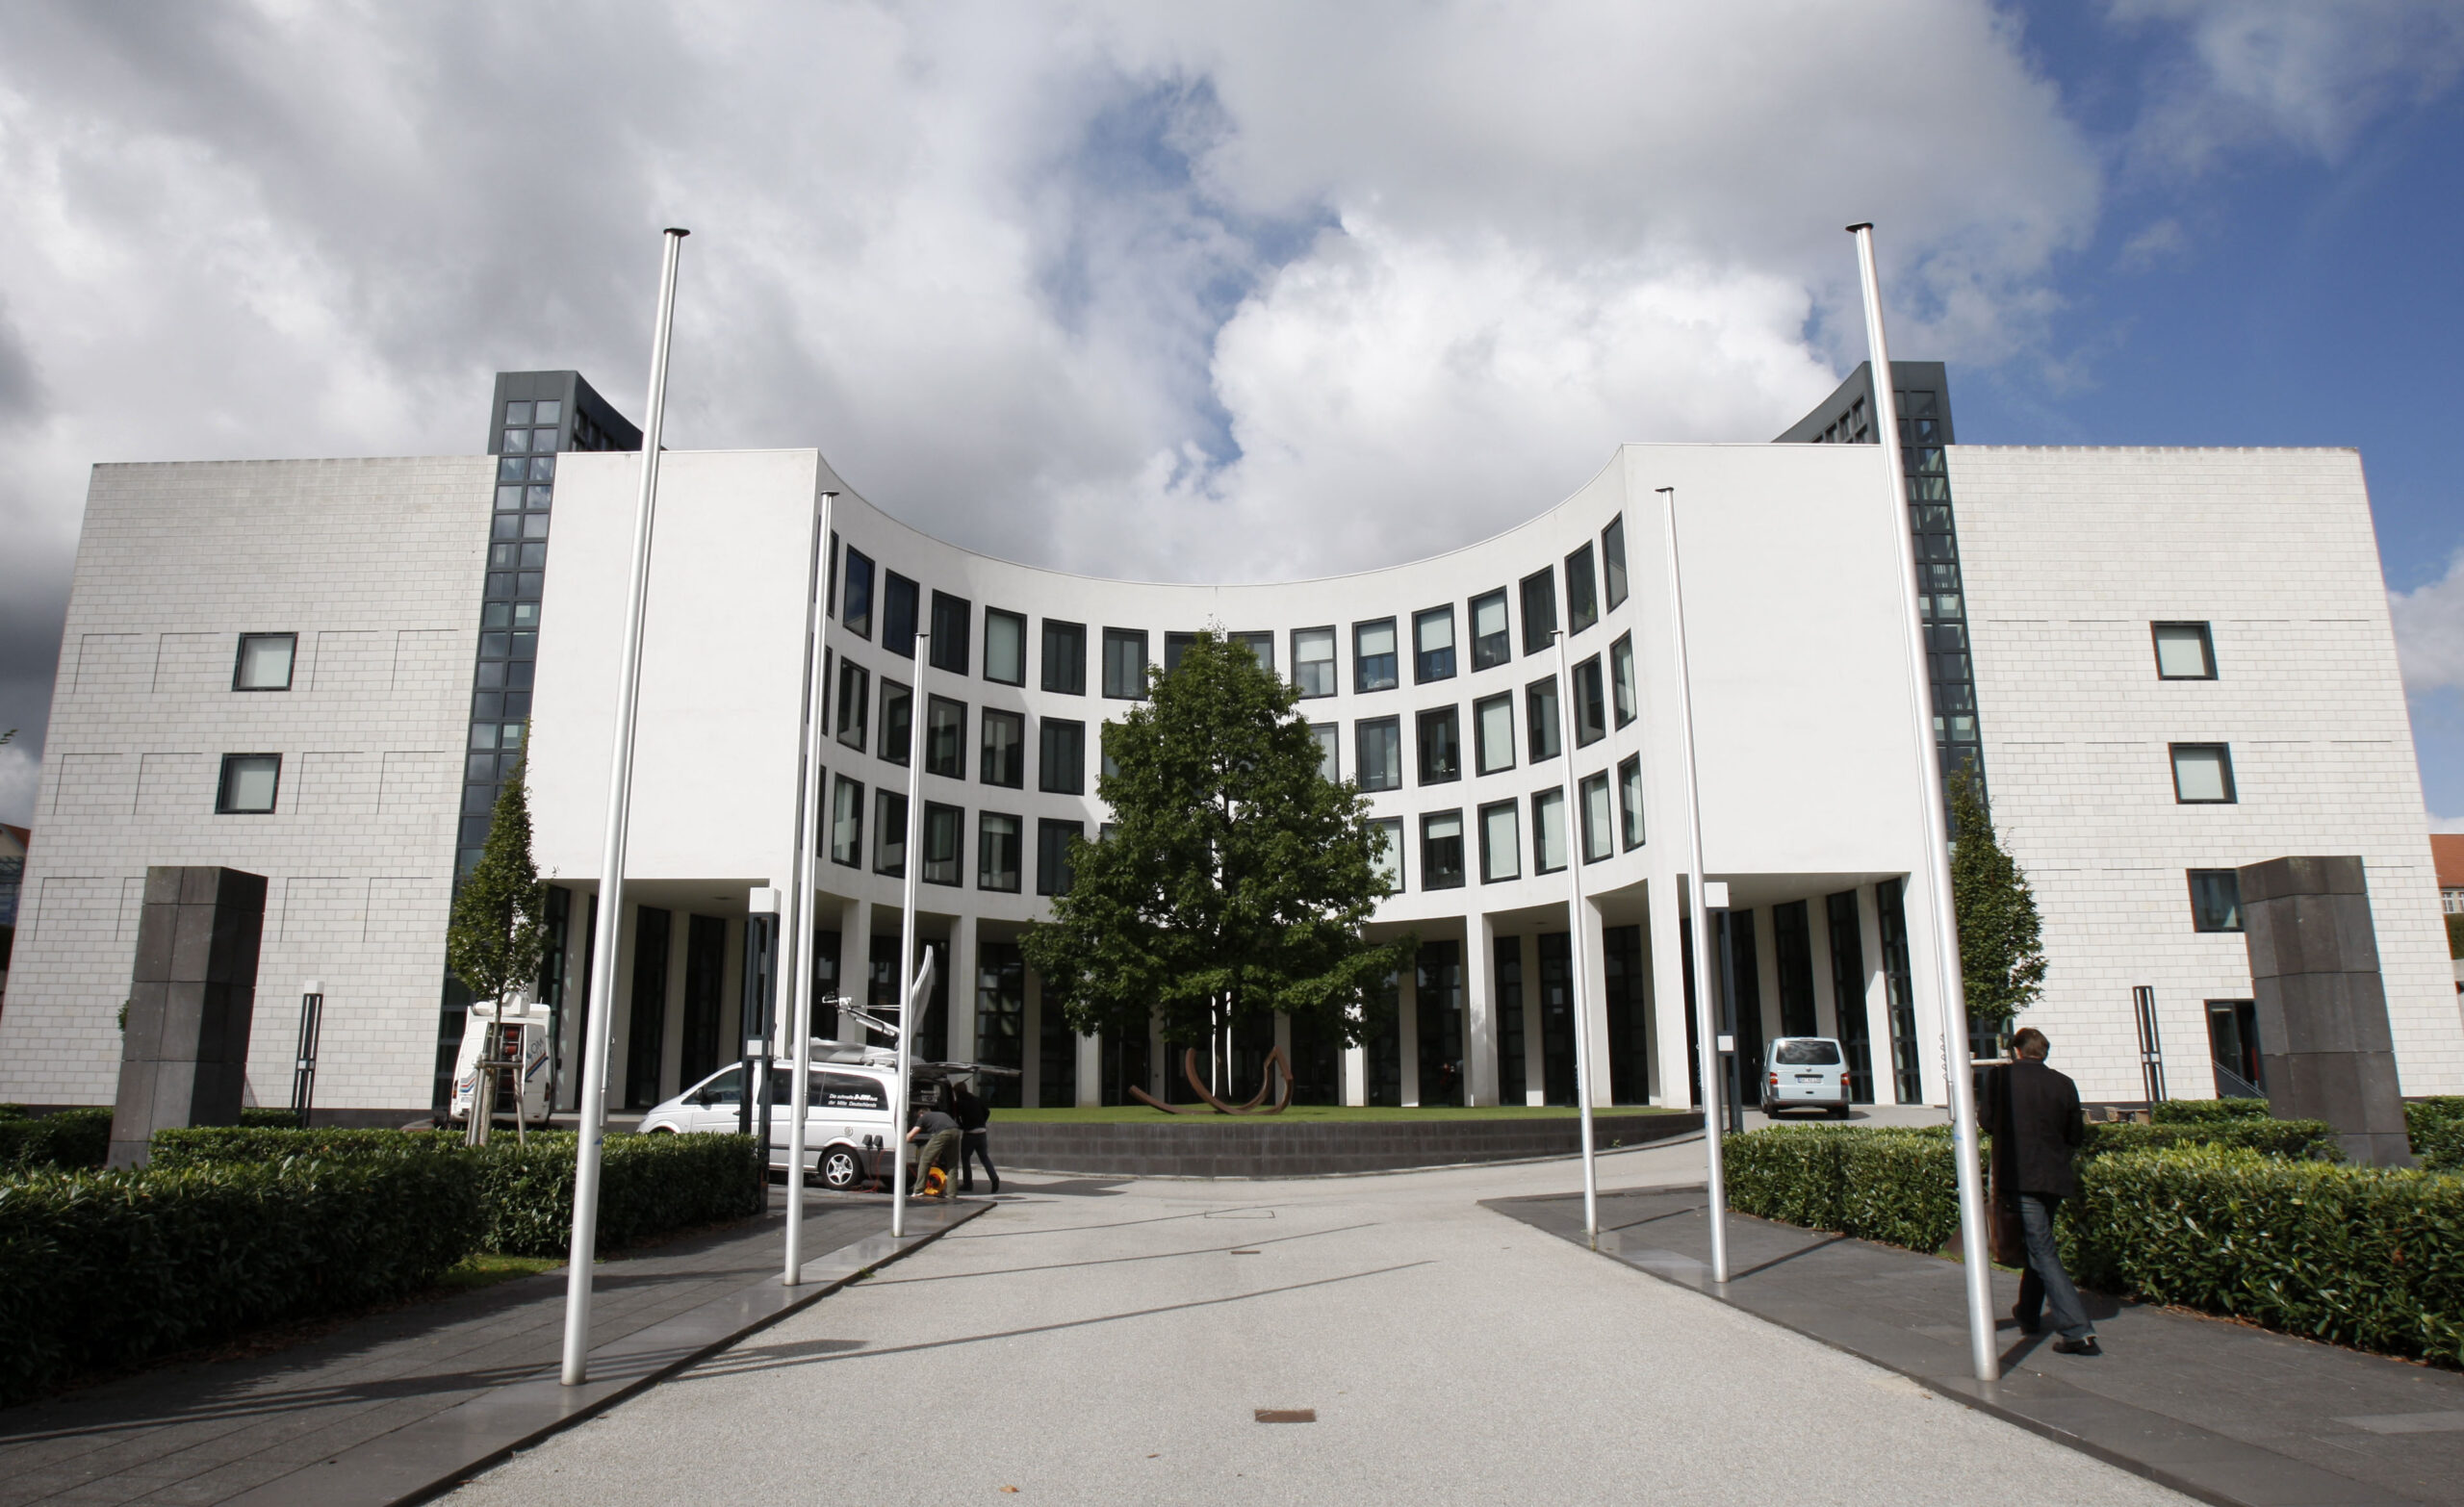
(1759, 1036), (1852, 1118)
(639, 1045), (1010, 1191)
(447, 996), (555, 1128)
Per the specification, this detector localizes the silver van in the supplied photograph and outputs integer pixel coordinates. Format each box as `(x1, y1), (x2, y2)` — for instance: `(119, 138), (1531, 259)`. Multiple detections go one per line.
(1760, 1036), (1851, 1118)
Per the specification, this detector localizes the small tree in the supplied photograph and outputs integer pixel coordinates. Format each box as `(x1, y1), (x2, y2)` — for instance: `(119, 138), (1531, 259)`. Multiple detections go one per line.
(447, 761), (548, 1013)
(1948, 766), (2045, 1034)
(1021, 630), (1414, 1090)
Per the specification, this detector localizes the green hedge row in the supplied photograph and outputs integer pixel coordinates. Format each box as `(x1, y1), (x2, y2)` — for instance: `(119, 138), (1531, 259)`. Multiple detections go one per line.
(0, 1108), (113, 1171)
(0, 1154), (482, 1404)
(1724, 1126), (1963, 1251)
(2149, 1098), (2273, 1125)
(2410, 1099), (2464, 1173)
(151, 1127), (451, 1167)
(2085, 1117), (2340, 1162)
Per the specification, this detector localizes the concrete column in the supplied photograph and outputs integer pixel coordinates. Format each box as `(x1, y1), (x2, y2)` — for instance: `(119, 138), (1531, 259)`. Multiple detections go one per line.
(946, 916), (977, 1065)
(1020, 967), (1042, 1107)
(1807, 891), (1839, 1040)
(1465, 912), (1500, 1106)
(2241, 856), (2414, 1165)
(110, 867), (267, 1167)
(1397, 964), (1422, 1107)
(1858, 882), (1897, 1104)
(1898, 877), (1951, 1108)
(1520, 932), (1545, 1106)
(1647, 877), (1693, 1108)
(1342, 1042), (1367, 1106)
(1075, 1030), (1101, 1109)
(838, 898), (873, 1044)
(1754, 902), (1784, 1045)
(658, 918), (688, 1101)
(1578, 894), (1614, 1107)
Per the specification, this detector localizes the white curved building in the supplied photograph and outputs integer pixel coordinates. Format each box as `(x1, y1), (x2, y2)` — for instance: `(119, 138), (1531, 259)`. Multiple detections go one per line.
(4, 366), (2454, 1121)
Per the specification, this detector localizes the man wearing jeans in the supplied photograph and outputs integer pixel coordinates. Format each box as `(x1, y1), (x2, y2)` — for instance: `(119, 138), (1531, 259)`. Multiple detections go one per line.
(1984, 1027), (2100, 1356)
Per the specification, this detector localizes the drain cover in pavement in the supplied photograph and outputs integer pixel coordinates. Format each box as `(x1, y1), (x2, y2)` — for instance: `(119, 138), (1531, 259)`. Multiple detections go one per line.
(1254, 1409), (1316, 1423)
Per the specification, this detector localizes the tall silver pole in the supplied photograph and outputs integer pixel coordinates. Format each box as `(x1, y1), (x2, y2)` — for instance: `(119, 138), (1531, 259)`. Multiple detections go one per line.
(782, 490), (835, 1284)
(1849, 222), (1996, 1383)
(891, 634), (930, 1239)
(1657, 485), (1730, 1284)
(1551, 631), (1601, 1246)
(561, 226), (688, 1387)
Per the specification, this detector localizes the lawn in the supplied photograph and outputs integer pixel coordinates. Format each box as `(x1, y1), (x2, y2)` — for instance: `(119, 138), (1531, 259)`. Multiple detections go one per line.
(984, 1104), (1683, 1124)
(434, 1252), (564, 1291)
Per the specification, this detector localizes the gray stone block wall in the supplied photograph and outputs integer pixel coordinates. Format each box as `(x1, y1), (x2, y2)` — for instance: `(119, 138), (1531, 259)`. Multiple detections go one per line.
(109, 866), (268, 1166)
(984, 1112), (1702, 1179)
(2238, 855), (2413, 1166)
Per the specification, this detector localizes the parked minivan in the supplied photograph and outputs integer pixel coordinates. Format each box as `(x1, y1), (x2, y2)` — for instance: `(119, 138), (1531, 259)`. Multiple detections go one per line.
(1760, 1036), (1851, 1118)
(639, 1046), (1008, 1190)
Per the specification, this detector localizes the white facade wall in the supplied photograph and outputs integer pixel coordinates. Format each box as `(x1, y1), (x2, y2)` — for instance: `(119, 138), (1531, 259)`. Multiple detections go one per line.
(1953, 446), (2459, 1100)
(1, 458), (490, 1111)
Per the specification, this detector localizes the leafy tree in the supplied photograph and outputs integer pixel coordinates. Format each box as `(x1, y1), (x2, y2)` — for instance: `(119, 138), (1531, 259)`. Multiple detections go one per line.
(447, 761), (548, 1008)
(1020, 630), (1414, 1069)
(1948, 766), (2045, 1029)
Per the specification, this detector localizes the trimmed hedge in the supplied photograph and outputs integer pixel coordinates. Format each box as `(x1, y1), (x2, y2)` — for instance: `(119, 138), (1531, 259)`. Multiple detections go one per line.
(2409, 1099), (2464, 1173)
(2084, 1117), (2340, 1162)
(0, 1108), (114, 1171)
(1725, 1127), (1964, 1253)
(152, 1127), (450, 1167)
(0, 1154), (482, 1403)
(2149, 1097), (2274, 1125)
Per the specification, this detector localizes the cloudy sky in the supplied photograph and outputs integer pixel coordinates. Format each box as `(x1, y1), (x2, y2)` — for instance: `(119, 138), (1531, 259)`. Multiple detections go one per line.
(2, 0), (2461, 828)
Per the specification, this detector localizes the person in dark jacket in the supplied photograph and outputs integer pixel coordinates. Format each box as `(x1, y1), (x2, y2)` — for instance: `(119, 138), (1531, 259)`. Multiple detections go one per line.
(952, 1081), (999, 1194)
(1983, 1027), (2099, 1355)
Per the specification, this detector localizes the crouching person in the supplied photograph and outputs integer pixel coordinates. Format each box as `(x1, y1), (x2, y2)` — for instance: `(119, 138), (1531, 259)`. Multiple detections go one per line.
(907, 1100), (962, 1197)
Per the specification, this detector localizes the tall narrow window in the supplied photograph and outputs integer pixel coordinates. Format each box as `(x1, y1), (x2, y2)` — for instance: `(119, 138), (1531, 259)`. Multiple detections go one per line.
(1414, 606), (1456, 683)
(835, 661), (869, 750)
(883, 572), (919, 658)
(1609, 633), (1637, 727)
(831, 776), (864, 866)
(1164, 631), (1197, 676)
(2189, 869), (2244, 932)
(1232, 631), (1275, 673)
(925, 696), (966, 778)
(1471, 589), (1512, 670)
(1527, 677), (1561, 762)
(2153, 622), (2217, 680)
(1356, 717), (1402, 792)
(1601, 515), (1629, 608)
(1293, 626), (1337, 698)
(979, 812), (1022, 892)
(874, 790), (908, 876)
(929, 592), (971, 674)
(843, 549), (875, 638)
(1565, 544), (1599, 634)
(1102, 628), (1148, 699)
(1617, 754), (1645, 849)
(1520, 567), (1557, 654)
(921, 802), (963, 885)
(1041, 620), (1086, 694)
(1037, 819), (1082, 896)
(216, 754), (281, 814)
(1421, 810), (1466, 890)
(1474, 692), (1516, 775)
(984, 608), (1027, 685)
(878, 679), (912, 765)
(980, 708), (1025, 787)
(1573, 656), (1606, 746)
(1371, 817), (1404, 890)
(233, 633), (296, 691)
(1479, 800), (1521, 883)
(2170, 743), (2236, 804)
(1417, 705), (1461, 784)
(1579, 772), (1613, 862)
(1354, 619), (1399, 692)
(1531, 788), (1567, 873)
(1039, 719), (1085, 795)
(1311, 723), (1340, 783)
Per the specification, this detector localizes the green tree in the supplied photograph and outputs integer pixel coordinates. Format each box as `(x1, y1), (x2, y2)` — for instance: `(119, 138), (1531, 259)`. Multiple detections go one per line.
(447, 761), (548, 1009)
(1948, 766), (2045, 1029)
(1020, 630), (1415, 1072)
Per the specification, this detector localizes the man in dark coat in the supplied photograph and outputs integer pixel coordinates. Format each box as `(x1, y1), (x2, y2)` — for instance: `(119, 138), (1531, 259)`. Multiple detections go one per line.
(1982, 1026), (2099, 1355)
(951, 1081), (999, 1194)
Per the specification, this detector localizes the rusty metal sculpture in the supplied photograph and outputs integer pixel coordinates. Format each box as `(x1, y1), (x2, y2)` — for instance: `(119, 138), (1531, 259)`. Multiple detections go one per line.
(1131, 1045), (1295, 1115)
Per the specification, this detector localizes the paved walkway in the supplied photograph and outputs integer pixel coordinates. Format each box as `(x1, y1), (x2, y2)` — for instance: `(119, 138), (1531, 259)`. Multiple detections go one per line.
(438, 1151), (2192, 1507)
(0, 1189), (935, 1507)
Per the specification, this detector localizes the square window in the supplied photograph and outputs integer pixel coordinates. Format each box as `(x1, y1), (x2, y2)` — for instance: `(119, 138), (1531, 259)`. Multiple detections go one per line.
(528, 454), (554, 481)
(1420, 810), (1465, 890)
(2154, 622), (2217, 680)
(504, 400), (533, 425)
(1354, 619), (1399, 693)
(922, 802), (964, 886)
(1602, 515), (1630, 609)
(1312, 722), (1339, 782)
(1293, 627), (1337, 698)
(843, 549), (875, 638)
(831, 776), (864, 866)
(1474, 692), (1516, 776)
(1470, 590), (1511, 671)
(1040, 719), (1085, 795)
(217, 754), (281, 814)
(926, 696), (966, 779)
(1531, 788), (1567, 873)
(1356, 717), (1402, 792)
(233, 633), (296, 691)
(501, 428), (530, 454)
(2170, 743), (2236, 804)
(875, 789), (908, 876)
(526, 485), (552, 508)
(1102, 628), (1149, 699)
(979, 812), (1022, 892)
(1527, 677), (1561, 762)
(985, 609), (1027, 685)
(1371, 816), (1404, 891)
(836, 661), (870, 750)
(1232, 631), (1275, 673)
(878, 679), (911, 765)
(1565, 544), (1599, 634)
(532, 399), (562, 425)
(1610, 633), (1637, 727)
(884, 572), (920, 658)
(531, 427), (558, 452)
(1520, 568), (1557, 654)
(1579, 772), (1613, 863)
(2189, 869), (2243, 932)
(1479, 800), (1521, 883)
(1417, 705), (1461, 784)
(1041, 620), (1086, 694)
(1414, 606), (1456, 683)
(981, 708), (1025, 787)
(1573, 656), (1606, 746)
(1037, 818), (1083, 896)
(1617, 754), (1645, 850)
(930, 591), (971, 674)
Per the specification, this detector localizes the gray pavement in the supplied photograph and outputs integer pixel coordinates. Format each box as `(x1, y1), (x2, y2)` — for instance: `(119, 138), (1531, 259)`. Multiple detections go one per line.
(442, 1144), (2192, 1506)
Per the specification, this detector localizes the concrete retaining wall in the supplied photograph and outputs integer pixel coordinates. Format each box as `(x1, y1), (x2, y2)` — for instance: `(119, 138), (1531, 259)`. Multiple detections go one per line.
(984, 1112), (1702, 1179)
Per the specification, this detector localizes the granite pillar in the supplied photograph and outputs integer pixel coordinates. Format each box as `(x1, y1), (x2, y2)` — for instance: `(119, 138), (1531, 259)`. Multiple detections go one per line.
(110, 866), (268, 1167)
(2238, 855), (2412, 1166)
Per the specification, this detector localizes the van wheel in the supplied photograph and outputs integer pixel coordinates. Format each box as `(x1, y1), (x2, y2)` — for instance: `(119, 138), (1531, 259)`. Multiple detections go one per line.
(1828, 1106), (1851, 1120)
(819, 1146), (864, 1191)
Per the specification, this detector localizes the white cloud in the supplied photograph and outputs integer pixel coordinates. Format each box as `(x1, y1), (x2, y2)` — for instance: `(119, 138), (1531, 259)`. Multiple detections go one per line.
(2393, 550), (2464, 696)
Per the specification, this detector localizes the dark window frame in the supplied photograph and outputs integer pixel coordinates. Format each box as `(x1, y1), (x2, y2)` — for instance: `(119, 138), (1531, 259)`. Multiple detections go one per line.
(924, 694), (967, 779)
(1477, 798), (1521, 884)
(1601, 515), (1630, 609)
(1036, 818), (1083, 896)
(1470, 588), (1512, 671)
(1413, 605), (1456, 683)
(835, 659), (870, 751)
(1520, 567), (1558, 655)
(1616, 753), (1644, 850)
(1040, 620), (1087, 695)
(1527, 676), (1561, 763)
(2169, 742), (2238, 805)
(1417, 704), (1462, 785)
(1578, 770), (1613, 863)
(1293, 626), (1338, 698)
(1531, 787), (1567, 874)
(830, 775), (864, 867)
(978, 811), (1023, 892)
(1565, 544), (1600, 635)
(1353, 618), (1399, 694)
(1101, 627), (1149, 700)
(921, 801), (964, 887)
(1573, 655), (1607, 746)
(984, 607), (1028, 686)
(1473, 690), (1516, 776)
(216, 753), (282, 814)
(882, 571), (920, 658)
(1356, 716), (1403, 793)
(2189, 869), (2244, 932)
(929, 591), (972, 675)
(2153, 621), (2218, 680)
(1420, 809), (1467, 891)
(1609, 632), (1637, 727)
(874, 789), (908, 877)
(1039, 718), (1086, 795)
(232, 632), (297, 692)
(980, 707), (1026, 788)
(877, 678), (912, 765)
(842, 549), (875, 638)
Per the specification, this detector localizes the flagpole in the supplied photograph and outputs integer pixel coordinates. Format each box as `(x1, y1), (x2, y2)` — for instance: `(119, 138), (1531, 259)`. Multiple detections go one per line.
(1551, 631), (1600, 1247)
(561, 226), (687, 1386)
(892, 633), (930, 1239)
(782, 489), (836, 1284)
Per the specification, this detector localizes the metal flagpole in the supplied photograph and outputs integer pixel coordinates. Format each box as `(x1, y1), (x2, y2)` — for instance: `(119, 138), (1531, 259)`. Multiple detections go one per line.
(892, 633), (930, 1239)
(1849, 221), (1997, 1383)
(782, 490), (836, 1285)
(1657, 485), (1730, 1284)
(561, 226), (688, 1387)
(1551, 631), (1601, 1247)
